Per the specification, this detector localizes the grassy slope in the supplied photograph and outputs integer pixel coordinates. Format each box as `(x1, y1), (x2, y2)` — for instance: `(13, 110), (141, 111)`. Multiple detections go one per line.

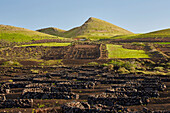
(37, 17), (133, 39)
(139, 28), (170, 38)
(145, 28), (170, 36)
(0, 25), (65, 42)
(123, 28), (170, 39)
(20, 42), (71, 47)
(111, 34), (141, 39)
(106, 44), (149, 58)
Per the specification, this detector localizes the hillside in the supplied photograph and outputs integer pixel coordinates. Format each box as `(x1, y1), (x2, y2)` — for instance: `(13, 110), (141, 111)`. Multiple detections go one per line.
(36, 27), (66, 37)
(0, 25), (62, 42)
(111, 28), (170, 41)
(129, 28), (170, 39)
(37, 17), (134, 39)
(141, 28), (170, 38)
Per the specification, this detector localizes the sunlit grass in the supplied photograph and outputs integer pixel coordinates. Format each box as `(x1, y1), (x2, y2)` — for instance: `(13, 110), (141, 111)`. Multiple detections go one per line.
(20, 43), (71, 47)
(106, 44), (149, 58)
(155, 42), (170, 44)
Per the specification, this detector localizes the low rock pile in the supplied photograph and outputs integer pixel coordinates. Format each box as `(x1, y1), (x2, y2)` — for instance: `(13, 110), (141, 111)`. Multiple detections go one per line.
(142, 107), (170, 113)
(0, 84), (10, 94)
(62, 101), (130, 113)
(0, 81), (32, 94)
(55, 81), (96, 89)
(88, 93), (149, 106)
(21, 83), (78, 99)
(21, 91), (79, 99)
(0, 94), (33, 108)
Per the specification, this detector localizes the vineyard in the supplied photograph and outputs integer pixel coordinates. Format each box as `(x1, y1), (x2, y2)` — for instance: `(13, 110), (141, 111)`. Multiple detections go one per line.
(0, 58), (169, 112)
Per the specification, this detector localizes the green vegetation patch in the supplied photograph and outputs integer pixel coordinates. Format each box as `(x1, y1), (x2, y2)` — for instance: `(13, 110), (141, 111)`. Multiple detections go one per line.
(155, 42), (170, 44)
(111, 34), (141, 39)
(40, 60), (63, 66)
(106, 44), (149, 58)
(20, 43), (71, 47)
(1, 60), (22, 67)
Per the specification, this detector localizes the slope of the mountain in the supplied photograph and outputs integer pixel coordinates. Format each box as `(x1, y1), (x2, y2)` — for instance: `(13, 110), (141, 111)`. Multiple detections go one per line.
(37, 17), (134, 39)
(64, 17), (133, 38)
(36, 27), (66, 37)
(144, 28), (170, 36)
(0, 25), (61, 42)
(111, 28), (170, 42)
(128, 28), (170, 40)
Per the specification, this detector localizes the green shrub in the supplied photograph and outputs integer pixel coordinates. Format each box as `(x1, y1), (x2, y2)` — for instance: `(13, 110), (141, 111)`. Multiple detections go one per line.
(108, 64), (114, 71)
(160, 63), (166, 66)
(154, 67), (164, 72)
(88, 62), (99, 66)
(8, 80), (13, 82)
(132, 42), (145, 46)
(96, 74), (101, 77)
(118, 67), (130, 74)
(39, 104), (45, 108)
(143, 59), (156, 65)
(101, 63), (109, 67)
(40, 60), (63, 66)
(141, 71), (166, 76)
(166, 72), (170, 76)
(109, 60), (124, 68)
(1, 61), (22, 66)
(30, 69), (39, 74)
(129, 67), (136, 72)
(166, 62), (170, 68)
(109, 60), (136, 70)
(37, 104), (45, 108)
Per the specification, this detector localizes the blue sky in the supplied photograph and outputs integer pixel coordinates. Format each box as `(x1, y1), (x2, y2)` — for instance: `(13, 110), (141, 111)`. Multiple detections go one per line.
(0, 0), (170, 33)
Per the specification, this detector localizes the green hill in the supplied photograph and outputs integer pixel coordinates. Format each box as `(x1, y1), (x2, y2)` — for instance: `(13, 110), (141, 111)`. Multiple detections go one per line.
(37, 17), (134, 39)
(112, 28), (170, 40)
(36, 27), (66, 37)
(65, 17), (133, 39)
(128, 28), (170, 39)
(0, 25), (62, 42)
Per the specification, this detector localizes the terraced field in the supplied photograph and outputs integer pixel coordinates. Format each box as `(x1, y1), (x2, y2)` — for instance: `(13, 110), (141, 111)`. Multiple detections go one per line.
(0, 44), (102, 60)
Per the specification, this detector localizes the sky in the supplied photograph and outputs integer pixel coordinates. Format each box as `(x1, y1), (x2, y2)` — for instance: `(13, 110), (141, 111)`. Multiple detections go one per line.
(0, 0), (170, 33)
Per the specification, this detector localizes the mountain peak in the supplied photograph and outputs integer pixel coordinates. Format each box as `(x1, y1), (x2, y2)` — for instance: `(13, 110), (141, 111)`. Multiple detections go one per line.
(85, 17), (102, 23)
(85, 17), (95, 23)
(88, 17), (97, 20)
